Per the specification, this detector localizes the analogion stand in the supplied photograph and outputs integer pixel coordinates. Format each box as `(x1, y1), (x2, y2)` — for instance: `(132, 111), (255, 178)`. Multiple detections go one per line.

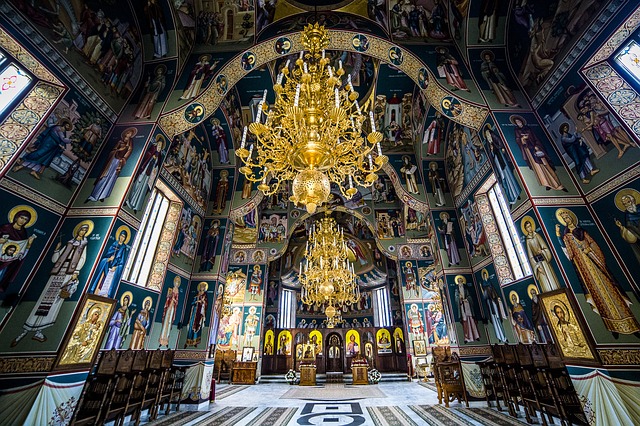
(351, 356), (369, 385)
(299, 343), (317, 386)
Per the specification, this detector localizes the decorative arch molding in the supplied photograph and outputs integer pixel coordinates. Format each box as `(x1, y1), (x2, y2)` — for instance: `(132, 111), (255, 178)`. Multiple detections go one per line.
(381, 162), (429, 213)
(270, 205), (397, 263)
(0, 27), (66, 175)
(159, 30), (489, 137)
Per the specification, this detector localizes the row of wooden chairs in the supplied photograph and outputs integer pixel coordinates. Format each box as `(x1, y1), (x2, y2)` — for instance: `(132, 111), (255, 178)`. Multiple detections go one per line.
(72, 349), (186, 426)
(431, 347), (469, 408)
(477, 343), (587, 426)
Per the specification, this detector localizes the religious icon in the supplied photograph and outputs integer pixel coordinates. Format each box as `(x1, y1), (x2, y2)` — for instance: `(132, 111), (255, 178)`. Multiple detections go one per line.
(248, 265), (262, 301)
(85, 127), (135, 203)
(510, 115), (567, 192)
(277, 330), (292, 355)
(521, 216), (561, 293)
(56, 294), (115, 370)
(376, 329), (392, 354)
(126, 134), (164, 213)
(399, 155), (420, 195)
(0, 205), (38, 293)
(509, 291), (536, 344)
(159, 276), (181, 347)
(539, 289), (597, 362)
(88, 225), (132, 298)
(437, 212), (461, 267)
(105, 291), (136, 350)
(454, 275), (480, 343)
(185, 282), (209, 348)
(263, 329), (274, 355)
(614, 188), (640, 265)
(413, 339), (427, 357)
(555, 207), (640, 336)
(479, 269), (508, 343)
(346, 330), (360, 356)
(243, 306), (260, 347)
(12, 220), (94, 347)
(130, 296), (153, 350)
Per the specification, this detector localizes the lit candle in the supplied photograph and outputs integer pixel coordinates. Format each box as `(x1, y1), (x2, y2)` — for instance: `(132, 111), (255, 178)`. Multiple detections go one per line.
(349, 175), (353, 188)
(276, 72), (283, 85)
(241, 126), (247, 149)
(369, 111), (376, 132)
(355, 100), (361, 114)
(262, 89), (267, 103)
(294, 84), (301, 107)
(347, 74), (352, 90)
(368, 154), (373, 169)
(255, 101), (263, 122)
(285, 59), (290, 69)
(350, 117), (356, 131)
(327, 65), (333, 78)
(299, 51), (304, 60)
(303, 62), (308, 74)
(322, 50), (326, 59)
(377, 142), (382, 156)
(335, 88), (339, 108)
(338, 60), (342, 70)
(248, 144), (254, 158)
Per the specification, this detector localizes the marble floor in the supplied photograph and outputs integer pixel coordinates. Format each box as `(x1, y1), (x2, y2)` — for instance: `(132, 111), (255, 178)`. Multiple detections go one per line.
(162, 381), (519, 426)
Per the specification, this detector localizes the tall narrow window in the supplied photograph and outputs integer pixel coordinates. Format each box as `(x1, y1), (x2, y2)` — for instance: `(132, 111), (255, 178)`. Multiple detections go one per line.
(278, 288), (296, 329)
(373, 286), (392, 327)
(123, 188), (171, 286)
(488, 184), (532, 280)
(0, 56), (32, 116)
(615, 40), (640, 85)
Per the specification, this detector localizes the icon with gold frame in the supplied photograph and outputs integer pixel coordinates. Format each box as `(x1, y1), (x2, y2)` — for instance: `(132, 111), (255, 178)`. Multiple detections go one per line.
(54, 294), (116, 371)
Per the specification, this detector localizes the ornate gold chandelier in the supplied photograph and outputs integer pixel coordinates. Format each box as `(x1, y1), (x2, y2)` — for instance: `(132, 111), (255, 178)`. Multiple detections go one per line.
(236, 23), (387, 214)
(299, 213), (360, 313)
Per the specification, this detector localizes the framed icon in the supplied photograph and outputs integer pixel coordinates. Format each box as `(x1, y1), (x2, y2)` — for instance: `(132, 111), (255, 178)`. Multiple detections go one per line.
(54, 294), (116, 371)
(413, 339), (427, 357)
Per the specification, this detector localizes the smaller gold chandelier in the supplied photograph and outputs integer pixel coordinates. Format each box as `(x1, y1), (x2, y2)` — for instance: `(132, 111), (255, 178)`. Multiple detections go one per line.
(299, 213), (360, 309)
(236, 23), (387, 214)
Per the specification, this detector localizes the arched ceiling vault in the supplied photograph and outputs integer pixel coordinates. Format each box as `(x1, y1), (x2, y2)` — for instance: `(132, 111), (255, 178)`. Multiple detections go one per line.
(158, 29), (489, 137)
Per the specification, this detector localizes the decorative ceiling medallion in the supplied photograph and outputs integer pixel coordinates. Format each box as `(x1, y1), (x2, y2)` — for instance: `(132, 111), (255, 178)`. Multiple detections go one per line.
(184, 103), (205, 124)
(388, 46), (403, 66)
(241, 51), (257, 71)
(352, 34), (369, 52)
(275, 37), (292, 55)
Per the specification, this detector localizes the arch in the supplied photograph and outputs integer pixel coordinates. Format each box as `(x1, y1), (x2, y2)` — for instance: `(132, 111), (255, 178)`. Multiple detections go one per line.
(159, 30), (489, 137)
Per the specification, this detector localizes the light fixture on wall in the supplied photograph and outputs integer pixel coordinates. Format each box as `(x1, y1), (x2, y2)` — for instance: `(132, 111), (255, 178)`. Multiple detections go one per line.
(235, 23), (387, 214)
(299, 212), (360, 312)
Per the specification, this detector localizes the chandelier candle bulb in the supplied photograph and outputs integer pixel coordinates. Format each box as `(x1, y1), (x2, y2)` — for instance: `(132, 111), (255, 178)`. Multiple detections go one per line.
(322, 50), (325, 59)
(377, 142), (382, 156)
(241, 126), (247, 149)
(255, 101), (263, 123)
(335, 89), (339, 108)
(369, 110), (376, 132)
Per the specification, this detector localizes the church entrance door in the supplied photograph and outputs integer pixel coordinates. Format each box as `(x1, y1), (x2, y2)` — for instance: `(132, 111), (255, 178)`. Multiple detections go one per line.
(326, 333), (343, 373)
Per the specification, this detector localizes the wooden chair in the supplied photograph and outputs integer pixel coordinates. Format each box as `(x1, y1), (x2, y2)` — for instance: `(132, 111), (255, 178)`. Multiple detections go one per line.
(492, 344), (521, 418)
(542, 344), (589, 426)
(157, 350), (178, 416)
(435, 353), (469, 408)
(477, 356), (502, 411)
(514, 343), (544, 424)
(138, 350), (165, 423)
(72, 350), (119, 426)
(430, 346), (451, 404)
(99, 349), (136, 425)
(117, 350), (149, 426)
